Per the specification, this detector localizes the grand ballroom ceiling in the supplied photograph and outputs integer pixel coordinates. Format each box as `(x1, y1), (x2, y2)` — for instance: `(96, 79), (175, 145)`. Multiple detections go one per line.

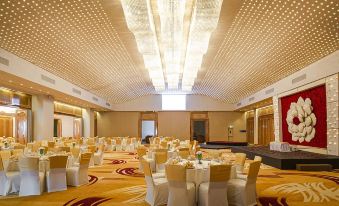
(0, 0), (338, 104)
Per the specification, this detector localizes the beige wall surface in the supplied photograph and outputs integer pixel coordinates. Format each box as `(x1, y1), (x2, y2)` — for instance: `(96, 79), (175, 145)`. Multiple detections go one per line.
(157, 112), (191, 140)
(97, 111), (246, 142)
(208, 112), (246, 142)
(97, 111), (139, 137)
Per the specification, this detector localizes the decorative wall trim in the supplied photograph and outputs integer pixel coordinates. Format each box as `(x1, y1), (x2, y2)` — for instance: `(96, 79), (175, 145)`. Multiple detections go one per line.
(326, 74), (339, 155)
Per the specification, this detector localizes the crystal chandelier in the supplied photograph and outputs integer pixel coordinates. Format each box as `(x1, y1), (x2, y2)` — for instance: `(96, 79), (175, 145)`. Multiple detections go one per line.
(121, 0), (223, 92)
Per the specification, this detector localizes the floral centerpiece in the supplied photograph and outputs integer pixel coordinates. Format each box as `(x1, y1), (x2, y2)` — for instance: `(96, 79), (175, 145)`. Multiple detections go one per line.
(72, 142), (76, 148)
(196, 151), (203, 164)
(39, 147), (45, 156)
(3, 141), (8, 148)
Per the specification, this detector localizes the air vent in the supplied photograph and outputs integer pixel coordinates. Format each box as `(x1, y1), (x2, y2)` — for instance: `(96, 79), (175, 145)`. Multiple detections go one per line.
(0, 56), (9, 66)
(237, 102), (242, 107)
(41, 74), (55, 84)
(106, 102), (111, 107)
(92, 97), (98, 102)
(265, 88), (274, 95)
(249, 97), (255, 102)
(292, 74), (306, 84)
(72, 88), (81, 95)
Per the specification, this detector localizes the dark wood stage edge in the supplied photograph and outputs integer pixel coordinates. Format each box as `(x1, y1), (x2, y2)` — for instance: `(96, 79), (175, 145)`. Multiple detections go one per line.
(200, 141), (248, 149)
(231, 146), (339, 170)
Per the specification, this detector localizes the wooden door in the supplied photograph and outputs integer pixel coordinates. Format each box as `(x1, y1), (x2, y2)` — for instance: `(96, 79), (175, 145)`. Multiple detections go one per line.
(246, 117), (254, 144)
(258, 114), (274, 145)
(190, 112), (209, 142)
(0, 116), (13, 137)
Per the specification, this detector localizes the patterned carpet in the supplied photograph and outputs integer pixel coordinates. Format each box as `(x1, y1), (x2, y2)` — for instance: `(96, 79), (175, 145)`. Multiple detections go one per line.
(0, 150), (338, 206)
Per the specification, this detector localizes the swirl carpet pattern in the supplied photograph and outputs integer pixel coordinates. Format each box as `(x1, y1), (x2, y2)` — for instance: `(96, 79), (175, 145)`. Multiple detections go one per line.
(0, 149), (338, 206)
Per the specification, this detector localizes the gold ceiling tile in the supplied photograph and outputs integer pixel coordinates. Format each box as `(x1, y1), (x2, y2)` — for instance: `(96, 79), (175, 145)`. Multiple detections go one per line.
(0, 0), (338, 104)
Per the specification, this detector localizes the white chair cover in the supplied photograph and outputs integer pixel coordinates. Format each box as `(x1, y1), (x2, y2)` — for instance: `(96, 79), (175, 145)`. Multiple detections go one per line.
(18, 156), (45, 196)
(94, 144), (104, 165)
(227, 161), (261, 206)
(47, 155), (68, 192)
(66, 152), (91, 186)
(166, 164), (195, 206)
(199, 164), (232, 206)
(142, 160), (168, 206)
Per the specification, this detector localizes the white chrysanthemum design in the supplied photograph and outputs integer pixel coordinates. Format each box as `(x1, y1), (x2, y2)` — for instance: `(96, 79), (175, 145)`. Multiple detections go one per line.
(286, 97), (317, 143)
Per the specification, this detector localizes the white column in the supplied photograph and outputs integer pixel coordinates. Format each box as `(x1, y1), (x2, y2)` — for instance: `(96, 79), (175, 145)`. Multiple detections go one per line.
(31, 95), (54, 141)
(326, 74), (339, 156)
(273, 95), (281, 142)
(82, 108), (94, 138)
(254, 109), (259, 144)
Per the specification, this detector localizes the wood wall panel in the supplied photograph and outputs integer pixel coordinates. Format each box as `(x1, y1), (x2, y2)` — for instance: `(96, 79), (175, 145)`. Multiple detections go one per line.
(258, 114), (274, 145)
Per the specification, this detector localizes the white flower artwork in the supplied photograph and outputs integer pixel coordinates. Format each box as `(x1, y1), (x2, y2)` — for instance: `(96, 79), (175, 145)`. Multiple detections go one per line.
(286, 97), (317, 143)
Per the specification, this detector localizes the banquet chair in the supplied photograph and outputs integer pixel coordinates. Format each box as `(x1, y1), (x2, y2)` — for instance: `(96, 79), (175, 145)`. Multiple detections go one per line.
(70, 147), (81, 166)
(13, 144), (25, 150)
(0, 155), (20, 196)
(165, 164), (195, 206)
(32, 142), (41, 153)
(59, 146), (71, 153)
(154, 152), (167, 173)
(87, 145), (96, 167)
(12, 149), (24, 157)
(137, 146), (147, 172)
(105, 138), (113, 151)
(46, 155), (68, 192)
(178, 149), (190, 159)
(115, 138), (122, 151)
(234, 153), (246, 174)
(227, 161), (261, 206)
(18, 156), (45, 196)
(155, 148), (167, 153)
(142, 159), (168, 206)
(254, 156), (262, 162)
(87, 138), (95, 145)
(94, 144), (104, 165)
(0, 151), (11, 170)
(48, 141), (55, 149)
(66, 152), (91, 186)
(160, 141), (168, 149)
(199, 164), (232, 206)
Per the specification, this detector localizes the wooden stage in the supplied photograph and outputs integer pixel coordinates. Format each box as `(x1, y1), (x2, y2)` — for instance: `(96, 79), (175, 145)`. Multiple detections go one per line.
(231, 146), (339, 170)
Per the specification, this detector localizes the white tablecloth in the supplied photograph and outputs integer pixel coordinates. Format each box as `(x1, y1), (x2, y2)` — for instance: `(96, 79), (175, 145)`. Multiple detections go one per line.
(270, 141), (290, 152)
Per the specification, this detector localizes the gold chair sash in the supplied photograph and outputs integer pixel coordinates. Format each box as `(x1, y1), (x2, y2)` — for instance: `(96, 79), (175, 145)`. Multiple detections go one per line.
(70, 147), (80, 158)
(210, 164), (232, 182)
(155, 148), (167, 153)
(80, 152), (92, 165)
(48, 141), (55, 148)
(141, 159), (152, 177)
(178, 150), (190, 159)
(0, 156), (4, 171)
(49, 155), (68, 169)
(0, 150), (11, 161)
(59, 146), (71, 153)
(165, 164), (186, 182)
(235, 153), (246, 166)
(247, 160), (261, 182)
(12, 149), (24, 157)
(160, 141), (168, 149)
(87, 145), (96, 153)
(137, 146), (147, 158)
(13, 144), (25, 150)
(19, 156), (39, 172)
(154, 152), (167, 164)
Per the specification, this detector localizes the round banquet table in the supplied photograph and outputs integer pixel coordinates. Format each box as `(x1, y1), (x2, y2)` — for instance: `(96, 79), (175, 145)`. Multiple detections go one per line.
(175, 160), (237, 202)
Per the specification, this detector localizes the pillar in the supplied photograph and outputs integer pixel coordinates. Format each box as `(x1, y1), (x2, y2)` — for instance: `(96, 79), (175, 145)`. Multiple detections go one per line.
(31, 95), (54, 141)
(83, 108), (94, 138)
(326, 74), (339, 156)
(254, 109), (259, 144)
(273, 95), (281, 142)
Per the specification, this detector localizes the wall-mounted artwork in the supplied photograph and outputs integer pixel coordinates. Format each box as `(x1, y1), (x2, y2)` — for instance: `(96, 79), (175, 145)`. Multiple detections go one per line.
(281, 85), (327, 148)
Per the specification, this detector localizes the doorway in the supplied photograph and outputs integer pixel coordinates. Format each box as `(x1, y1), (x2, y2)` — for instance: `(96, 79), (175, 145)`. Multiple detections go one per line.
(139, 112), (158, 144)
(190, 112), (209, 143)
(246, 117), (254, 144)
(258, 114), (274, 145)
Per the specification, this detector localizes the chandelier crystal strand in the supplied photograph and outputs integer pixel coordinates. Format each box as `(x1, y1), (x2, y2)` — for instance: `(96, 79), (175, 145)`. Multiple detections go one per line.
(121, 0), (165, 91)
(182, 0), (223, 91)
(158, 0), (186, 90)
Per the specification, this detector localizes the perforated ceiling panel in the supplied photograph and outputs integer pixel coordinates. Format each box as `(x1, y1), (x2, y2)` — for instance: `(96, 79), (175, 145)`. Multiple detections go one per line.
(0, 0), (338, 104)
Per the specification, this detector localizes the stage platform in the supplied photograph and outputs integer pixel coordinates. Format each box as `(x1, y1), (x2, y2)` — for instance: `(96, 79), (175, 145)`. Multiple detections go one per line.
(231, 146), (339, 170)
(200, 141), (248, 149)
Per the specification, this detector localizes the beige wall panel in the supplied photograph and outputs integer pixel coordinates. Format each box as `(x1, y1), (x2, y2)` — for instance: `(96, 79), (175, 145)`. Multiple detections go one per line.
(97, 112), (139, 137)
(208, 112), (246, 142)
(157, 112), (191, 140)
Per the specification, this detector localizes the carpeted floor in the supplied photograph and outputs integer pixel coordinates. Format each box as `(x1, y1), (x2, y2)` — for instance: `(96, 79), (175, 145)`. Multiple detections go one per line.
(0, 149), (338, 206)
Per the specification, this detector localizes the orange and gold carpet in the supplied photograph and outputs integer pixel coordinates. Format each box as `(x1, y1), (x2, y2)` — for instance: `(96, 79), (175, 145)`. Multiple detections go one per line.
(0, 150), (338, 206)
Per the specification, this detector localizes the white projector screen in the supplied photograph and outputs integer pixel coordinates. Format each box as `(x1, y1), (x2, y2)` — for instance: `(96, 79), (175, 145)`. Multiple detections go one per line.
(162, 95), (186, 110)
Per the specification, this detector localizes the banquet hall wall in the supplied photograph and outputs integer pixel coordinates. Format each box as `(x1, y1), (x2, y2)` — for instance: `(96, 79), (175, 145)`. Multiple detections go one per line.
(97, 111), (246, 141)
